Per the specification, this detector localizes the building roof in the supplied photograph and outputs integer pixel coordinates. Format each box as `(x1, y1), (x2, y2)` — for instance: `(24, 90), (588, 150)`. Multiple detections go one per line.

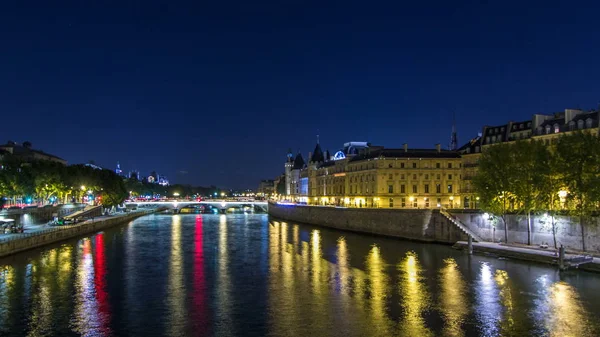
(292, 153), (305, 170)
(457, 136), (482, 154)
(0, 142), (66, 163)
(350, 148), (461, 161)
(310, 143), (325, 163)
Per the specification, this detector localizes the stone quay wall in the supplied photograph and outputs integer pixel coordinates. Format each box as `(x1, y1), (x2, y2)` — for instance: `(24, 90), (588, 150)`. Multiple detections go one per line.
(268, 202), (469, 244)
(451, 211), (600, 253)
(0, 211), (153, 258)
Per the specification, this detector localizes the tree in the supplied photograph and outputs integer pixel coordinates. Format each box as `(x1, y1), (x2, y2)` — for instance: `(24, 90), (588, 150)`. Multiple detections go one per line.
(472, 142), (516, 243)
(510, 140), (550, 245)
(554, 131), (600, 251)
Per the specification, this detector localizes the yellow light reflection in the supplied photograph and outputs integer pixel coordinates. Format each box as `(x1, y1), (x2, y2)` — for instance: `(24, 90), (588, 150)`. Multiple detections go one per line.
(398, 251), (432, 337)
(167, 215), (185, 336)
(544, 281), (596, 337)
(311, 230), (322, 296)
(337, 237), (350, 295)
(365, 245), (391, 336)
(439, 258), (467, 337)
(216, 214), (233, 336)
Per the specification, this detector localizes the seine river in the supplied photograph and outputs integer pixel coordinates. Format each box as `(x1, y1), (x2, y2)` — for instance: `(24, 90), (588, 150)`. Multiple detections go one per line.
(1, 214), (599, 337)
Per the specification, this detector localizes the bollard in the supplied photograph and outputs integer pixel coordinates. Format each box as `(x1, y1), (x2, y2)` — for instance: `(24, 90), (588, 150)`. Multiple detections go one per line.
(468, 236), (473, 255)
(558, 245), (565, 270)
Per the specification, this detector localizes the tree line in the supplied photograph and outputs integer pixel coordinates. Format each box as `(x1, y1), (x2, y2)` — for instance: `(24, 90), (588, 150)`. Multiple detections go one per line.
(0, 156), (128, 207)
(473, 131), (600, 251)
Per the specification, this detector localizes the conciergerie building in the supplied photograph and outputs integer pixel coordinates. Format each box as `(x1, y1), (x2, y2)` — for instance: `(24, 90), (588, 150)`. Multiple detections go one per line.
(277, 107), (600, 209)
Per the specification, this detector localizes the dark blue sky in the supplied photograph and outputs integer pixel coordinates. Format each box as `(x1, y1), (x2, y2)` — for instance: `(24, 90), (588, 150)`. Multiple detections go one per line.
(2, 1), (599, 189)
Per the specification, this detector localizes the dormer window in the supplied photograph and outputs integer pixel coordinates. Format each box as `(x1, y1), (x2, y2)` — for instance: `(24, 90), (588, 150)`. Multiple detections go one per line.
(554, 124), (560, 133)
(586, 118), (593, 128)
(569, 121), (575, 130)
(578, 120), (584, 129)
(545, 125), (551, 134)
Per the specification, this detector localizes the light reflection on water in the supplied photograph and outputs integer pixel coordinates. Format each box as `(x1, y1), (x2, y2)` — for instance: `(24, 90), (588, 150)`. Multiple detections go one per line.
(0, 214), (599, 337)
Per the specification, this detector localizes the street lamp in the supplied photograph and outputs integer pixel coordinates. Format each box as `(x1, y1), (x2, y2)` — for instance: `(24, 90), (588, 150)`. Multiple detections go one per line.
(173, 192), (180, 197)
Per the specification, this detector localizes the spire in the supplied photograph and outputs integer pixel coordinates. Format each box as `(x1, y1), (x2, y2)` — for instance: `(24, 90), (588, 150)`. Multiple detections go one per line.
(449, 112), (458, 151)
(317, 130), (320, 144)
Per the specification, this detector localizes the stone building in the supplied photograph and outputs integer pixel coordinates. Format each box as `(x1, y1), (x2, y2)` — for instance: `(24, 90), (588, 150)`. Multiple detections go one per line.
(0, 141), (67, 165)
(283, 141), (462, 209)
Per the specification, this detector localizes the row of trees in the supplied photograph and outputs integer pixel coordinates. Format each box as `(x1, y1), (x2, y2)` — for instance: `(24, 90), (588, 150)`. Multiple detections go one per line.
(473, 131), (600, 251)
(0, 156), (128, 207)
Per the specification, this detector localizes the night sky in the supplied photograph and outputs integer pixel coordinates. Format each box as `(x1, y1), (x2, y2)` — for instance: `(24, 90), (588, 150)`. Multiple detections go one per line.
(2, 1), (599, 189)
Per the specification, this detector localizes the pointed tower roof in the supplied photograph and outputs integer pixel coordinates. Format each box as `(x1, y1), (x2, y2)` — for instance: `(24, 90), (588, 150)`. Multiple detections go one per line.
(449, 112), (458, 151)
(310, 143), (325, 163)
(293, 153), (305, 169)
(325, 150), (331, 161)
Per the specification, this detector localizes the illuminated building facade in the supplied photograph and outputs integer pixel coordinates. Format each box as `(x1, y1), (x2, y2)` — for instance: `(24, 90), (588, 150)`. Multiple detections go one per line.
(283, 141), (462, 208)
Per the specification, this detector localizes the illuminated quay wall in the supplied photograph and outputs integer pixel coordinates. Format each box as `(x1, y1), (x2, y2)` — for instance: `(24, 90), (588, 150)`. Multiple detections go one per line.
(268, 202), (469, 244)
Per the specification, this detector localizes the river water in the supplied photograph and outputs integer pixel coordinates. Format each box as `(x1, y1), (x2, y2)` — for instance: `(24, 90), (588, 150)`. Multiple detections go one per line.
(0, 214), (599, 337)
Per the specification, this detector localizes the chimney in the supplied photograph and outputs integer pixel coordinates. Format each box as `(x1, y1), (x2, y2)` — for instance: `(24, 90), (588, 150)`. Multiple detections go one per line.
(435, 144), (441, 153)
(403, 143), (408, 152)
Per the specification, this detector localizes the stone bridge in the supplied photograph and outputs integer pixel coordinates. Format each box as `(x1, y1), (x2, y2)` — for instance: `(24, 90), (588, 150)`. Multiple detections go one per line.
(126, 200), (268, 213)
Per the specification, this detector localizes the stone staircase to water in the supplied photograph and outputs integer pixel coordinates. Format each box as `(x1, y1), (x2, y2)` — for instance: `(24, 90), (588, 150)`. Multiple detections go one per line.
(439, 209), (484, 242)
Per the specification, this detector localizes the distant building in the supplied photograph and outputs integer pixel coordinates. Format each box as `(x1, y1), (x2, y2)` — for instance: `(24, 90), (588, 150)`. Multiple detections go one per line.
(128, 170), (140, 180)
(158, 176), (169, 186)
(257, 179), (274, 196)
(0, 141), (67, 165)
(115, 162), (123, 176)
(85, 162), (103, 170)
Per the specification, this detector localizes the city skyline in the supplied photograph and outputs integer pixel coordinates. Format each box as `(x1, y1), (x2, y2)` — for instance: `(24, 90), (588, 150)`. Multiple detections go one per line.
(2, 1), (600, 189)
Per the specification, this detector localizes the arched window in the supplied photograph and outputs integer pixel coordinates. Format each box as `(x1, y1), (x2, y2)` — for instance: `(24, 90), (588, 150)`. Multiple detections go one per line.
(545, 125), (551, 134)
(569, 121), (575, 130)
(578, 120), (584, 129)
(586, 118), (593, 128)
(554, 123), (560, 133)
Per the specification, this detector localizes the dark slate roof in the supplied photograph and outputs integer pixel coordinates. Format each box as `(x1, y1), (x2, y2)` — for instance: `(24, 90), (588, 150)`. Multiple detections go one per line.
(350, 148), (460, 161)
(292, 153), (305, 170)
(310, 143), (325, 162)
(572, 111), (598, 122)
(457, 137), (481, 154)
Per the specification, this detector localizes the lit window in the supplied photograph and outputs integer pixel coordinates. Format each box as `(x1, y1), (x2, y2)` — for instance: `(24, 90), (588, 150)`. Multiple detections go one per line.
(554, 124), (559, 133)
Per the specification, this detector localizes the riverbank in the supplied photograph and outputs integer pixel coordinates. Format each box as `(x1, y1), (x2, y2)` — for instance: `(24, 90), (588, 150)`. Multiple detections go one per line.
(0, 209), (156, 258)
(453, 241), (600, 272)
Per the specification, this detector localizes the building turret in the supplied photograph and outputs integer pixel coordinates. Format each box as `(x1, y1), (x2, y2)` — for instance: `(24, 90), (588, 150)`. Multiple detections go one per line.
(284, 149), (293, 195)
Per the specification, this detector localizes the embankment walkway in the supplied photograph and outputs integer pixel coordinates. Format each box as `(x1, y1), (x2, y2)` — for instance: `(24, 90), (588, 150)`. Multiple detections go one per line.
(454, 241), (600, 272)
